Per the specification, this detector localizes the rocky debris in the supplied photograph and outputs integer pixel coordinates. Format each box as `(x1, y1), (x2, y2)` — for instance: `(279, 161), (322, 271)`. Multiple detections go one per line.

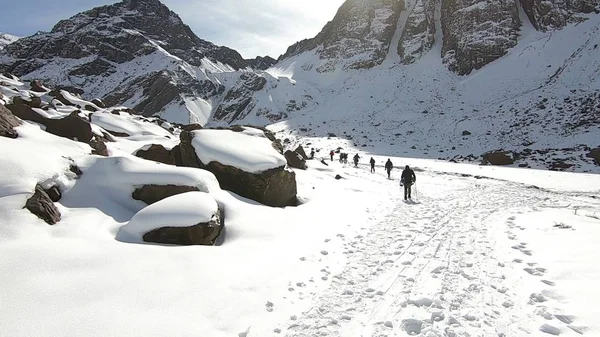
(135, 144), (176, 165)
(0, 104), (21, 138)
(550, 159), (574, 171)
(482, 151), (515, 165)
(246, 55), (277, 70)
(132, 185), (200, 205)
(441, 0), (520, 75)
(280, 0), (404, 70)
(398, 0), (436, 64)
(7, 104), (94, 143)
(335, 174), (343, 180)
(44, 186), (62, 202)
(25, 184), (61, 225)
(284, 150), (307, 170)
(30, 80), (48, 93)
(588, 148), (600, 165)
(462, 130), (472, 136)
(143, 207), (223, 246)
(294, 145), (308, 160)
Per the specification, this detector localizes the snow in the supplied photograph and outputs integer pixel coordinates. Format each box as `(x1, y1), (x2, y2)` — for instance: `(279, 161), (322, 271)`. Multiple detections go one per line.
(0, 33), (19, 50)
(90, 112), (174, 138)
(117, 191), (218, 243)
(191, 127), (287, 173)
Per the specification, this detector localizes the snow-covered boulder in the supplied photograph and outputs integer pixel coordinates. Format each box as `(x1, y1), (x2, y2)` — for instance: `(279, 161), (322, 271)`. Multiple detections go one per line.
(0, 104), (21, 138)
(132, 185), (199, 205)
(118, 192), (223, 246)
(25, 184), (61, 225)
(7, 104), (94, 143)
(179, 127), (297, 207)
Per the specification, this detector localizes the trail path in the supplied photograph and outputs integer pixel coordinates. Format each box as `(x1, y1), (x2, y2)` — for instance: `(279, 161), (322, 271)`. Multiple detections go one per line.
(279, 168), (596, 336)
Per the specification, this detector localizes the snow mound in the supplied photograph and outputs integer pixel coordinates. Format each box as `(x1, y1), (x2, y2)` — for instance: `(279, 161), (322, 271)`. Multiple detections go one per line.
(90, 112), (173, 138)
(191, 127), (287, 173)
(117, 191), (218, 241)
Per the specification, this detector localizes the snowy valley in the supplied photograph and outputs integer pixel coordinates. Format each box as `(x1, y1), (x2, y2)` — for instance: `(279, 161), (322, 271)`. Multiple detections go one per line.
(1, 0), (600, 336)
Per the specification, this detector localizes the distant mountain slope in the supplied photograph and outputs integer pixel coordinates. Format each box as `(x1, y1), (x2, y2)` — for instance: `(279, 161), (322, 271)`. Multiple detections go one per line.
(0, 33), (19, 50)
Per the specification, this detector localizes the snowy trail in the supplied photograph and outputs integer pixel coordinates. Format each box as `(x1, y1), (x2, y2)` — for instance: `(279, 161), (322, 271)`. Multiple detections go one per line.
(278, 168), (597, 336)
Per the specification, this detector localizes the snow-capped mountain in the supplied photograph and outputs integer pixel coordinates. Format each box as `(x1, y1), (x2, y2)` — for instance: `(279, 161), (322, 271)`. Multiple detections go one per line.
(1, 0), (599, 171)
(0, 33), (19, 50)
(0, 0), (294, 125)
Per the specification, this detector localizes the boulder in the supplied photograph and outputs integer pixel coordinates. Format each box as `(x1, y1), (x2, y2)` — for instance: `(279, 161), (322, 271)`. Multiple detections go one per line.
(462, 130), (471, 136)
(0, 104), (21, 138)
(48, 89), (75, 106)
(135, 144), (176, 165)
(13, 96), (42, 108)
(84, 104), (98, 112)
(284, 150), (307, 170)
(44, 185), (62, 202)
(89, 137), (109, 156)
(30, 80), (48, 93)
(143, 207), (223, 246)
(335, 174), (343, 180)
(294, 145), (308, 160)
(7, 104), (93, 143)
(120, 192), (224, 246)
(91, 98), (106, 108)
(205, 161), (297, 207)
(132, 185), (200, 205)
(25, 184), (61, 225)
(587, 148), (600, 165)
(482, 151), (514, 165)
(178, 129), (297, 207)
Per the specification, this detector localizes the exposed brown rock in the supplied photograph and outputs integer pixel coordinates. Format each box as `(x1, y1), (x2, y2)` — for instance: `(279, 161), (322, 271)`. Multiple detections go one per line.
(132, 185), (200, 205)
(25, 184), (61, 225)
(294, 145), (308, 160)
(0, 104), (21, 138)
(587, 148), (600, 165)
(89, 137), (109, 156)
(482, 151), (514, 165)
(143, 208), (223, 246)
(30, 80), (48, 93)
(48, 89), (75, 106)
(13, 96), (42, 108)
(44, 186), (62, 202)
(91, 98), (106, 108)
(135, 144), (176, 165)
(284, 150), (307, 170)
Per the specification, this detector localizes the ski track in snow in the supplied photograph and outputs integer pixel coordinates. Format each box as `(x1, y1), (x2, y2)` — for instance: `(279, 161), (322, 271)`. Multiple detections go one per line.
(264, 167), (595, 336)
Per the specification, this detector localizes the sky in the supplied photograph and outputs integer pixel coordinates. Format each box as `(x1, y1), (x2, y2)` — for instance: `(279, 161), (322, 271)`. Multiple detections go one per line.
(0, 0), (345, 58)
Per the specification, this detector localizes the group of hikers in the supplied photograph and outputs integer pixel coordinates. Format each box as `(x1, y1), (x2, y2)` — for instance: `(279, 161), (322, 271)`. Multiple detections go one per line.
(327, 150), (417, 201)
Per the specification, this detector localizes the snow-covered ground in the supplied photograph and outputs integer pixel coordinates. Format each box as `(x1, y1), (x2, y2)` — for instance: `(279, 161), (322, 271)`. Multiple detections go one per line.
(1, 116), (600, 337)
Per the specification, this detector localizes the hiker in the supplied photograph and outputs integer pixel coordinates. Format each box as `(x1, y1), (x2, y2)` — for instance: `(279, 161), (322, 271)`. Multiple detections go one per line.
(310, 148), (315, 159)
(353, 154), (360, 167)
(340, 153), (348, 164)
(330, 150), (335, 161)
(400, 165), (416, 200)
(385, 159), (393, 179)
(370, 157), (375, 173)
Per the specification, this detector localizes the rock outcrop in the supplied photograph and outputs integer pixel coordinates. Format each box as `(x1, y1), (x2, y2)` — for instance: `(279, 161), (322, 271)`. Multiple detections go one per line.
(0, 104), (21, 138)
(246, 55), (277, 70)
(398, 0), (436, 64)
(213, 73), (267, 123)
(441, 0), (520, 75)
(284, 150), (307, 170)
(25, 184), (61, 225)
(520, 0), (599, 31)
(142, 207), (223, 246)
(280, 0), (404, 71)
(588, 148), (600, 165)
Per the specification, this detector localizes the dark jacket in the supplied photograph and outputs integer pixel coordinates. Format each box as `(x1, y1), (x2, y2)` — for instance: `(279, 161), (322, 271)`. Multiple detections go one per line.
(385, 160), (393, 170)
(370, 158), (375, 165)
(401, 168), (416, 185)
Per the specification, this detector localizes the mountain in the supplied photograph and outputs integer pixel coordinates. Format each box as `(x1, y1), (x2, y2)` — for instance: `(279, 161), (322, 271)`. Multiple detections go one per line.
(246, 56), (277, 70)
(1, 0), (599, 172)
(0, 0), (307, 125)
(0, 33), (19, 50)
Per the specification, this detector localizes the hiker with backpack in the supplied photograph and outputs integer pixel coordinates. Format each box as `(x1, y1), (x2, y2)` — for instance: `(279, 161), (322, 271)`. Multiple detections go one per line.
(400, 165), (416, 200)
(353, 154), (360, 167)
(385, 159), (393, 179)
(370, 157), (375, 173)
